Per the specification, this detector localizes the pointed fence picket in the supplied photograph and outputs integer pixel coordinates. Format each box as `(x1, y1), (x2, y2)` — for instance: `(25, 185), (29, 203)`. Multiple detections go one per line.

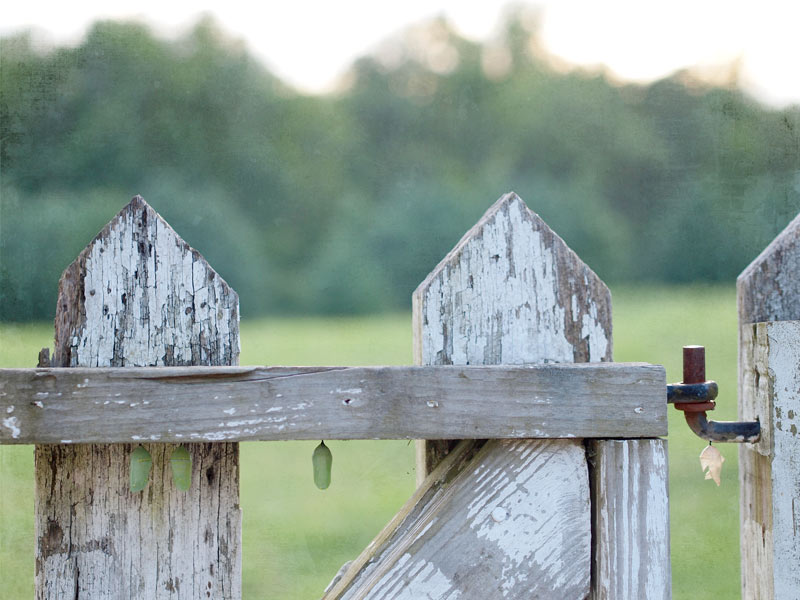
(0, 192), (797, 599)
(36, 197), (241, 599)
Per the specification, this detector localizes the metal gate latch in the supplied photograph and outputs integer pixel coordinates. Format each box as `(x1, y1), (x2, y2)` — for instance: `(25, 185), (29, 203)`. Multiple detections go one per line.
(667, 345), (761, 443)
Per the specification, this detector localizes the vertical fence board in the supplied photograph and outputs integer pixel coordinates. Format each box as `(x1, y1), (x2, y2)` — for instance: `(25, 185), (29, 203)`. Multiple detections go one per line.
(738, 213), (800, 600)
(35, 196), (241, 598)
(589, 439), (670, 599)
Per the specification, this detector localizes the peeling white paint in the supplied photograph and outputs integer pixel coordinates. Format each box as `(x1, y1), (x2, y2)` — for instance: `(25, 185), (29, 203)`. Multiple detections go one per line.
(767, 321), (800, 599)
(335, 388), (362, 395)
(371, 555), (461, 599)
(222, 408), (236, 415)
(34, 401), (44, 408)
(417, 194), (610, 367)
(71, 200), (239, 368)
(2, 416), (20, 438)
(593, 439), (670, 598)
(5, 405), (13, 413)
(224, 418), (265, 427)
(581, 311), (610, 362)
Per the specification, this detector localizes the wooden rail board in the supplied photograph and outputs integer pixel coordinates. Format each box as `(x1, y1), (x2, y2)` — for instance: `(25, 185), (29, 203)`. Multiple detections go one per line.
(0, 363), (666, 444)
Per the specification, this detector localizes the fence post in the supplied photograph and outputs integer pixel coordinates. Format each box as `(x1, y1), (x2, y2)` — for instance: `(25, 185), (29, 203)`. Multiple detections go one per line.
(328, 193), (669, 598)
(35, 196), (241, 598)
(738, 213), (800, 600)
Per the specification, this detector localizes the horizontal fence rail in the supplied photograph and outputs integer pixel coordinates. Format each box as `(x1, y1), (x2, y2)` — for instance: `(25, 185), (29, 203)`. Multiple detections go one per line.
(1, 363), (666, 444)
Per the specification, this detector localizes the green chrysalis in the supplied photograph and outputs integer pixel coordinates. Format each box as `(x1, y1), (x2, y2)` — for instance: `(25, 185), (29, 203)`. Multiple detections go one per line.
(170, 445), (192, 491)
(313, 441), (333, 490)
(130, 446), (152, 493)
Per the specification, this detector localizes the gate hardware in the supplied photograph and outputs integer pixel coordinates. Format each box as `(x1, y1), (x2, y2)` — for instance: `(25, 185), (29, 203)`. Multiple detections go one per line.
(667, 345), (760, 443)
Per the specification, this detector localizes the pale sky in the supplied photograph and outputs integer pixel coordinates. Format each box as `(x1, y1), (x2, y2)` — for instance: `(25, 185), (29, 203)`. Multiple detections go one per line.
(2, 0), (798, 107)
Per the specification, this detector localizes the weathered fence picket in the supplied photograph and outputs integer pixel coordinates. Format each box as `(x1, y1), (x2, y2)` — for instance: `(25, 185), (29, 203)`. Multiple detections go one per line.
(2, 191), (796, 599)
(738, 213), (800, 600)
(35, 197), (242, 598)
(326, 193), (671, 598)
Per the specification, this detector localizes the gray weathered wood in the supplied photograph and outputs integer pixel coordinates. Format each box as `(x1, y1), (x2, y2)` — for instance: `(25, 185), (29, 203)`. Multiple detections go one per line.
(34, 196), (242, 599)
(737, 213), (800, 325)
(738, 212), (800, 600)
(329, 438), (591, 599)
(331, 192), (624, 599)
(0, 363), (667, 444)
(589, 439), (671, 599)
(413, 192), (613, 479)
(739, 322), (800, 600)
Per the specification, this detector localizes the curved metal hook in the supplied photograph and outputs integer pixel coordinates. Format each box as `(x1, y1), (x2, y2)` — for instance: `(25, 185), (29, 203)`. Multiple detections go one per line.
(669, 346), (761, 444)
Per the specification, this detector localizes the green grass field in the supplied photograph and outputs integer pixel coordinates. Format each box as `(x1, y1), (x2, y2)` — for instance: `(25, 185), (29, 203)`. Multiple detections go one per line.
(0, 286), (742, 599)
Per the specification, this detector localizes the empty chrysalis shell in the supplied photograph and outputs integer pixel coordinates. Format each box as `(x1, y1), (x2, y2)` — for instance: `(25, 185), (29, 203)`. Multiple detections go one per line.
(170, 445), (192, 491)
(130, 445), (152, 493)
(313, 441), (333, 490)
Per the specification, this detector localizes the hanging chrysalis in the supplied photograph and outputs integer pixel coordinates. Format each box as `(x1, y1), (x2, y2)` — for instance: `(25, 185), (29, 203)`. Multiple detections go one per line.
(130, 446), (152, 492)
(313, 441), (333, 490)
(699, 443), (724, 486)
(170, 445), (192, 491)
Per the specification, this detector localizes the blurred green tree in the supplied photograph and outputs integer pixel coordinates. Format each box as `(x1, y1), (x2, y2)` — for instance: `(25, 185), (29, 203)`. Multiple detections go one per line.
(1, 12), (798, 320)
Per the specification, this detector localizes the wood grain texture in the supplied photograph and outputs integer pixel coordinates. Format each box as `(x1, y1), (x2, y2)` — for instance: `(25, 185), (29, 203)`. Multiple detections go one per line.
(738, 322), (800, 600)
(34, 196), (242, 599)
(589, 439), (671, 599)
(0, 363), (667, 444)
(413, 192), (613, 479)
(738, 213), (800, 600)
(333, 439), (591, 600)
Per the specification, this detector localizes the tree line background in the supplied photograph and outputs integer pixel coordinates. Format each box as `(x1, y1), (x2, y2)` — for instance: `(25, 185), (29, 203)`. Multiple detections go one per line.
(2, 11), (799, 321)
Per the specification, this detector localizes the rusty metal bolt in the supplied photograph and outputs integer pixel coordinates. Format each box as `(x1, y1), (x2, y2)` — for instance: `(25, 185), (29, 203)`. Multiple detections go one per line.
(683, 345), (706, 384)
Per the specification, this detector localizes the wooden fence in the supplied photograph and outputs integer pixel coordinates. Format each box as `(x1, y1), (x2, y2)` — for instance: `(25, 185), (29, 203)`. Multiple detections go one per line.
(1, 193), (797, 599)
